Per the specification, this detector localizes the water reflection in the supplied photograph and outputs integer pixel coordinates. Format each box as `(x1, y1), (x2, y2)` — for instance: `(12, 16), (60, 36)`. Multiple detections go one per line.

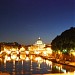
(0, 55), (75, 75)
(4, 59), (6, 71)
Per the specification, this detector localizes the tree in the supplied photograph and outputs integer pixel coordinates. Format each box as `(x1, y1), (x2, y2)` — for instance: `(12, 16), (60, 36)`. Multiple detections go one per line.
(51, 27), (75, 53)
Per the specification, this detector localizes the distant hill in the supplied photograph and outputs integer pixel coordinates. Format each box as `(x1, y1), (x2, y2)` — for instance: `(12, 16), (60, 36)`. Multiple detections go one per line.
(51, 27), (75, 53)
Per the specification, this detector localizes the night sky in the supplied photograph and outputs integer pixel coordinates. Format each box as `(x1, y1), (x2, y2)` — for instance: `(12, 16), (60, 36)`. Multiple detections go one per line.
(0, 0), (75, 45)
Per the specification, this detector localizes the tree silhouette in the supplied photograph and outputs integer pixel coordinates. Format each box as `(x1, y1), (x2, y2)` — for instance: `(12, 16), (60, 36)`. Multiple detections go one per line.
(51, 27), (75, 53)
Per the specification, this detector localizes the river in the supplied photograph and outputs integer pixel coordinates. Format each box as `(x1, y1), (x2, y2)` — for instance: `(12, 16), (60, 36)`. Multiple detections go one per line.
(0, 55), (75, 75)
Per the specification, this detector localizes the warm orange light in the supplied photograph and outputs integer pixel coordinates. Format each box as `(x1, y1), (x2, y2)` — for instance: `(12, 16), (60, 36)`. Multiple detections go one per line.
(0, 51), (2, 54)
(7, 57), (11, 61)
(16, 51), (19, 54)
(34, 51), (40, 54)
(11, 48), (17, 51)
(30, 55), (33, 60)
(72, 52), (75, 56)
(46, 47), (52, 54)
(25, 57), (29, 61)
(4, 48), (7, 52)
(35, 57), (40, 61)
(43, 51), (48, 56)
(25, 51), (29, 55)
(20, 47), (25, 52)
(45, 60), (52, 66)
(6, 50), (11, 54)
(20, 55), (25, 60)
(16, 57), (19, 61)
(11, 55), (17, 60)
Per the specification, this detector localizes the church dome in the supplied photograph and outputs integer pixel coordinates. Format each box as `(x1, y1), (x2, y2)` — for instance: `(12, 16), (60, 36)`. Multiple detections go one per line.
(36, 37), (43, 45)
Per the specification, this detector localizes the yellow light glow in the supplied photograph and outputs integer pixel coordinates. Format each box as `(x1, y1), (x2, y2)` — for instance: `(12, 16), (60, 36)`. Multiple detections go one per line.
(35, 57), (41, 61)
(43, 51), (48, 56)
(46, 47), (52, 54)
(4, 59), (6, 69)
(4, 48), (7, 52)
(11, 48), (16, 51)
(45, 60), (52, 66)
(35, 57), (43, 64)
(25, 57), (29, 61)
(11, 55), (17, 60)
(30, 55), (33, 60)
(0, 51), (2, 54)
(72, 52), (75, 56)
(13, 60), (15, 66)
(22, 60), (23, 66)
(7, 56), (11, 61)
(34, 51), (40, 54)
(20, 47), (25, 52)
(25, 51), (29, 55)
(16, 51), (19, 54)
(5, 55), (8, 59)
(0, 58), (2, 61)
(20, 55), (25, 60)
(58, 50), (61, 54)
(16, 57), (19, 61)
(6, 50), (11, 54)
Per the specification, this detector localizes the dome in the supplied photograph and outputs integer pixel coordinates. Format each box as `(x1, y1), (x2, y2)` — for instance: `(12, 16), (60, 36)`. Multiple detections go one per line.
(36, 37), (43, 45)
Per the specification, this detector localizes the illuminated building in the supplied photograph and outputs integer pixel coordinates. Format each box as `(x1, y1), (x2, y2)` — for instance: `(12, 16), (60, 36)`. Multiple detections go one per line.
(34, 37), (45, 50)
(28, 37), (45, 54)
(29, 37), (52, 55)
(34, 37), (45, 47)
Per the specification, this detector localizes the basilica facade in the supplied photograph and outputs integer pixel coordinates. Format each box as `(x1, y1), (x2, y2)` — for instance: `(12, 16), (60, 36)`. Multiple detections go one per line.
(28, 37), (52, 56)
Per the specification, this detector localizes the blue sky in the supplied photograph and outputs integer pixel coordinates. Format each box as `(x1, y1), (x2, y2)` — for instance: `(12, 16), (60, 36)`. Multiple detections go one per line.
(0, 0), (75, 45)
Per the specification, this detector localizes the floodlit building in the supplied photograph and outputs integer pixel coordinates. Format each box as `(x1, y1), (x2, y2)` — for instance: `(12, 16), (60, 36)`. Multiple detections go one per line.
(34, 37), (45, 50)
(29, 37), (52, 55)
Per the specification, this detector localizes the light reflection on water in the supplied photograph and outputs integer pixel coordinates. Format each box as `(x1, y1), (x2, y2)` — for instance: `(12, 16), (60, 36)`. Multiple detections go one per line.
(0, 55), (75, 75)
